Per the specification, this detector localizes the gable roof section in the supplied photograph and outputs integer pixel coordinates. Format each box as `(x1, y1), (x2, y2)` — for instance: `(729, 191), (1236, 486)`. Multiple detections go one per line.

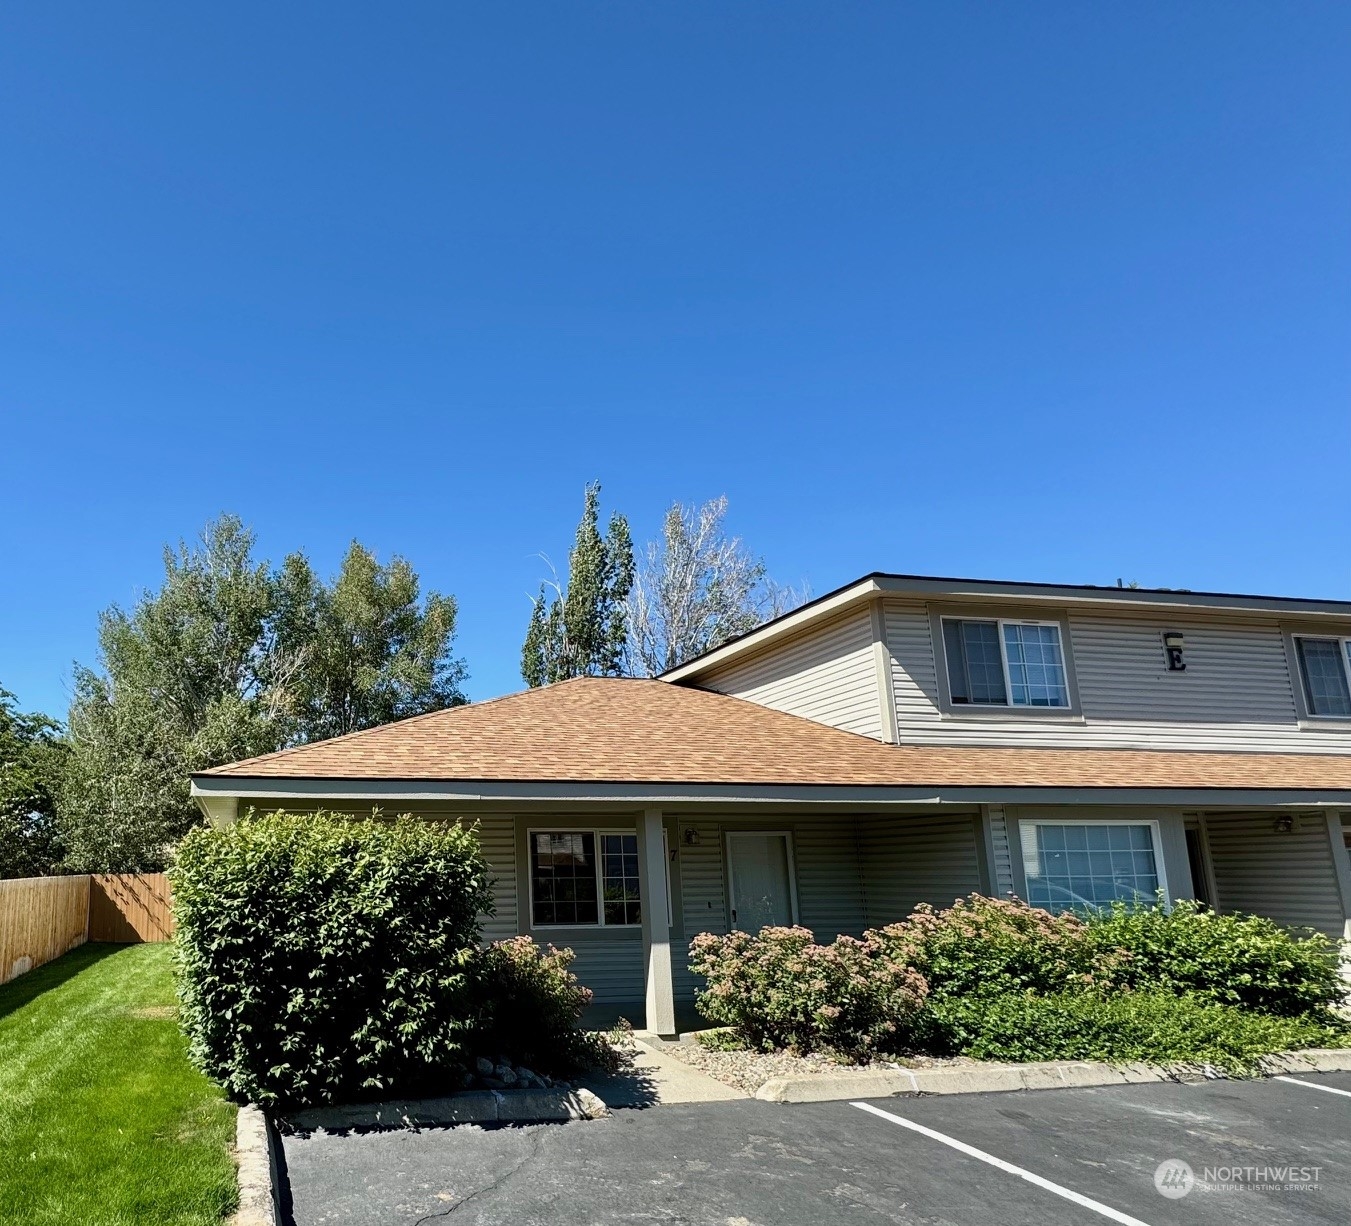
(661, 572), (1351, 683)
(194, 675), (1351, 793)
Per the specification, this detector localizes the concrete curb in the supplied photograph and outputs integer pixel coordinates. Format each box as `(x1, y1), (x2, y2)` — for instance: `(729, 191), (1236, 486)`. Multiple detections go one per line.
(282, 1086), (610, 1133)
(232, 1105), (277, 1226)
(754, 1047), (1351, 1104)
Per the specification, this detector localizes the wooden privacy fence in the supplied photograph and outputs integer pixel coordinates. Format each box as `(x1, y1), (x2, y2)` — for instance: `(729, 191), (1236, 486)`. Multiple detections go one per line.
(0, 872), (174, 985)
(89, 873), (175, 943)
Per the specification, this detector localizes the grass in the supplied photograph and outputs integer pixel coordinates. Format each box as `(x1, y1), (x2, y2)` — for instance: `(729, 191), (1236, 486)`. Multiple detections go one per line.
(0, 942), (237, 1226)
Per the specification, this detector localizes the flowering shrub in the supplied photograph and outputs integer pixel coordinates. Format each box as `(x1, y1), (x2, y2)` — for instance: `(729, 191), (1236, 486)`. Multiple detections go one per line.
(688, 893), (1348, 1067)
(870, 894), (1109, 1000)
(688, 925), (927, 1058)
(471, 937), (618, 1074)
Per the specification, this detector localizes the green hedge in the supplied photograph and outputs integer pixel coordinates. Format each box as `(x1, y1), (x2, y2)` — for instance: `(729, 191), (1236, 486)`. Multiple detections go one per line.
(173, 812), (493, 1110)
(1085, 899), (1345, 1017)
(926, 989), (1348, 1074)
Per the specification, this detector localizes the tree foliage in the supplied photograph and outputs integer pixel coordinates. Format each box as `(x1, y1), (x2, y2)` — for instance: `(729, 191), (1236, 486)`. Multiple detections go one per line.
(59, 516), (466, 871)
(626, 496), (807, 676)
(0, 688), (67, 878)
(276, 543), (466, 741)
(521, 483), (634, 686)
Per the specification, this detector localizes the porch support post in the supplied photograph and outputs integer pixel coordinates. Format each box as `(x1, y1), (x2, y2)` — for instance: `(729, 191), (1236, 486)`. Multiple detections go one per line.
(638, 807), (676, 1037)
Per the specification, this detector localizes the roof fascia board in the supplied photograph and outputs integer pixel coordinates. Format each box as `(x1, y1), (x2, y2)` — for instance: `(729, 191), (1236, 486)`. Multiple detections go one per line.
(868, 575), (1351, 618)
(190, 776), (1351, 809)
(663, 572), (1351, 683)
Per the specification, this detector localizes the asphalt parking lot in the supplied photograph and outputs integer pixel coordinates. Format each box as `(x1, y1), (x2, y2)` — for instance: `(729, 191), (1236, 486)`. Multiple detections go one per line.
(279, 1071), (1351, 1225)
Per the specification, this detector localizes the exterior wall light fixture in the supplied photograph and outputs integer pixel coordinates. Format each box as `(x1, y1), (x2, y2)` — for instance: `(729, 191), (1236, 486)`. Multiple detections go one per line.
(1163, 631), (1186, 671)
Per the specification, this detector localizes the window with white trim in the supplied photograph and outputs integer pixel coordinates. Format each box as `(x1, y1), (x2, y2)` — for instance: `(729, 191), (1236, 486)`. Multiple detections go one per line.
(1021, 822), (1163, 913)
(942, 618), (1070, 708)
(1294, 636), (1351, 718)
(529, 829), (649, 927)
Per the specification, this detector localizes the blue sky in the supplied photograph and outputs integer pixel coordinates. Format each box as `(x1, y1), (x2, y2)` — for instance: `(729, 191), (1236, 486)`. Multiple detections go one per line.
(2, 3), (1348, 719)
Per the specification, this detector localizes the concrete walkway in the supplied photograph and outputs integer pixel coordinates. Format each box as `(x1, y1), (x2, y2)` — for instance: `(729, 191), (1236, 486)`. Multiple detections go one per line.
(578, 1037), (746, 1106)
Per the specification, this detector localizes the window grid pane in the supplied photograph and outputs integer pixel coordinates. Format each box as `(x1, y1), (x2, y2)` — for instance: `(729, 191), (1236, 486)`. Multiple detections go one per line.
(1298, 638), (1351, 717)
(945, 620), (1007, 704)
(1003, 623), (1069, 707)
(1024, 823), (1159, 913)
(531, 832), (598, 925)
(601, 833), (642, 926)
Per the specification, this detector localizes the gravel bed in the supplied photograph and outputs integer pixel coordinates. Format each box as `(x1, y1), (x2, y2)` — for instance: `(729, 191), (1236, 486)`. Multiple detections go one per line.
(658, 1039), (974, 1095)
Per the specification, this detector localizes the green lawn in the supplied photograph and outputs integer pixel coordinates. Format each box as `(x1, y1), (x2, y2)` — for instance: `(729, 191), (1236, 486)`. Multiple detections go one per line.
(0, 942), (237, 1226)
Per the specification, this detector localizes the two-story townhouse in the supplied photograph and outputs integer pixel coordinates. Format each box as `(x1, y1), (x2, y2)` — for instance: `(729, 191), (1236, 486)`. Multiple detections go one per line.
(191, 574), (1351, 1036)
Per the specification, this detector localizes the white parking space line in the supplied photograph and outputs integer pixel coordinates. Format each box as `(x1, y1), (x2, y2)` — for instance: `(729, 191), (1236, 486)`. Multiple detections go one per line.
(851, 1101), (1154, 1226)
(1273, 1076), (1351, 1099)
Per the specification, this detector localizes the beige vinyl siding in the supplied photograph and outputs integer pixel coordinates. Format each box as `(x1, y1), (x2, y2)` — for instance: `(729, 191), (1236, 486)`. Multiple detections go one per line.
(1204, 812), (1346, 939)
(672, 816), (727, 1006)
(859, 813), (982, 926)
(670, 812), (980, 1004)
(884, 598), (1351, 752)
(697, 607), (884, 739)
(562, 935), (646, 1008)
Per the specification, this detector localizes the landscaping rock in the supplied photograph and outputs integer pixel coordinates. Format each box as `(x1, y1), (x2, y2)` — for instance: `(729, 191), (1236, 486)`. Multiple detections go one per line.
(494, 1064), (518, 1086)
(474, 1056), (494, 1076)
(661, 1039), (972, 1096)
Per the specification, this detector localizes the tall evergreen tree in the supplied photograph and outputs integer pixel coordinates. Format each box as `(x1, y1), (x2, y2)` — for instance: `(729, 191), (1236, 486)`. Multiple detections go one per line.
(521, 483), (634, 686)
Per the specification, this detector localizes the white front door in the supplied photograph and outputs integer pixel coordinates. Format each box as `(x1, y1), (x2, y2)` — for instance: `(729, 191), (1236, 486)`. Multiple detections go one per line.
(726, 832), (797, 931)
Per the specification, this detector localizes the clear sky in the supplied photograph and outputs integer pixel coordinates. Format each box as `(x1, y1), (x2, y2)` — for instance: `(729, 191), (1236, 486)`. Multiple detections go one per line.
(2, 3), (1348, 719)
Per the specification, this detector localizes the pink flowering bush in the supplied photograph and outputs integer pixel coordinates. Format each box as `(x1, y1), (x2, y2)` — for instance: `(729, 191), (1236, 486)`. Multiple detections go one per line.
(688, 925), (927, 1058)
(869, 893), (1110, 1001)
(471, 936), (618, 1074)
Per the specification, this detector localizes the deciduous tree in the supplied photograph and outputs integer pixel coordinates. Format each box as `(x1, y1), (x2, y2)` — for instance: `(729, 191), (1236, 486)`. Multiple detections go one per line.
(279, 542), (466, 741)
(0, 688), (66, 879)
(625, 496), (807, 676)
(58, 515), (467, 871)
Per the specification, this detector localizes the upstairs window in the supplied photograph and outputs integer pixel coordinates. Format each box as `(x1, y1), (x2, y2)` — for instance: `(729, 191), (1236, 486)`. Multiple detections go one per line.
(1294, 636), (1351, 718)
(942, 618), (1070, 708)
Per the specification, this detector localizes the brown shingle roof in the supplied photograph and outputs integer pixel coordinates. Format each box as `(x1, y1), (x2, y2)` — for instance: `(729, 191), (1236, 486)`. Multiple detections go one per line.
(195, 676), (1351, 792)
